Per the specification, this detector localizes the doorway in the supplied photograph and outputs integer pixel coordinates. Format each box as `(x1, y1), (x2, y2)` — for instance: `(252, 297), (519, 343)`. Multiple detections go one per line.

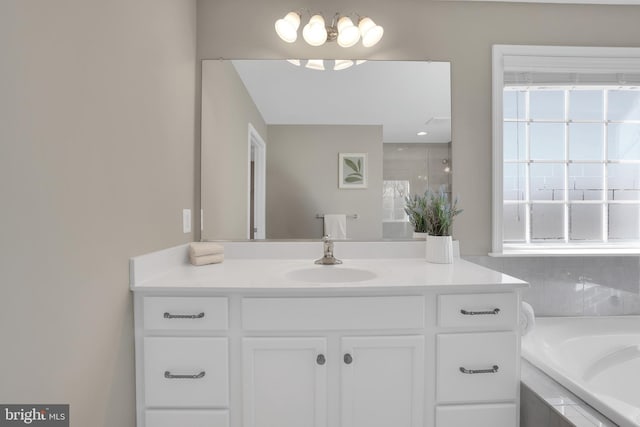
(248, 124), (266, 239)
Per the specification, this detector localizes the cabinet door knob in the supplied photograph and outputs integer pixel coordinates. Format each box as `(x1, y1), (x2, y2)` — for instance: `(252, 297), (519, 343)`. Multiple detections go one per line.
(316, 354), (326, 365)
(344, 353), (353, 365)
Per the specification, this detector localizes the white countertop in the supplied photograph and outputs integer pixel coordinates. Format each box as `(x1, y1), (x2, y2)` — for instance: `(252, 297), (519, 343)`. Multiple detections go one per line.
(130, 252), (527, 293)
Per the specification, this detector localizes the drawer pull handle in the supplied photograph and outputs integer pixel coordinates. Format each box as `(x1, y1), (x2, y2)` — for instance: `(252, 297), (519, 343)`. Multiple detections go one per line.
(316, 354), (326, 365)
(164, 370), (206, 379)
(459, 365), (499, 375)
(460, 308), (500, 316)
(163, 312), (205, 319)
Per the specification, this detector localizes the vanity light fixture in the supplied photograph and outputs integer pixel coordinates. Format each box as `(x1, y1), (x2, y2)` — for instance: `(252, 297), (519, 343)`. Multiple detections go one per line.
(287, 59), (364, 71)
(275, 12), (301, 43)
(275, 11), (383, 48)
(305, 59), (325, 71)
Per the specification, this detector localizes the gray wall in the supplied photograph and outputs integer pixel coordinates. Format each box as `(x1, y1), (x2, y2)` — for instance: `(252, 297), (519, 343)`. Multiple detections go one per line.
(266, 125), (383, 239)
(201, 60), (268, 240)
(0, 1), (196, 426)
(197, 0), (640, 254)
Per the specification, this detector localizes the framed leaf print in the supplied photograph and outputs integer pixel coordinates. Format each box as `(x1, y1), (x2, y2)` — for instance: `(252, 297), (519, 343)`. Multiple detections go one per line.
(339, 153), (367, 189)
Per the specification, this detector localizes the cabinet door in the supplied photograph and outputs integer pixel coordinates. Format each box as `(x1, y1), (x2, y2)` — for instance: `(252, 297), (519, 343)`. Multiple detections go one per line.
(145, 409), (229, 427)
(435, 404), (516, 427)
(243, 337), (327, 427)
(341, 336), (425, 427)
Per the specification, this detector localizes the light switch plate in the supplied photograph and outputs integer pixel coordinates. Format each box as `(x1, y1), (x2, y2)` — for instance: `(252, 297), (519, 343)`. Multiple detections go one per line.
(182, 209), (191, 233)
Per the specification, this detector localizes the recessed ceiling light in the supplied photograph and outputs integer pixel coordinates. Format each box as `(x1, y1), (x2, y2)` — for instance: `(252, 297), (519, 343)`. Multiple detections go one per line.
(417, 131), (428, 136)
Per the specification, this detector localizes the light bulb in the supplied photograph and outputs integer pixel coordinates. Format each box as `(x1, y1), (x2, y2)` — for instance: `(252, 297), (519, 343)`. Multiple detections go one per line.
(286, 59), (301, 66)
(358, 17), (384, 47)
(334, 59), (354, 71)
(305, 59), (325, 71)
(302, 15), (327, 47)
(275, 12), (301, 43)
(336, 17), (360, 48)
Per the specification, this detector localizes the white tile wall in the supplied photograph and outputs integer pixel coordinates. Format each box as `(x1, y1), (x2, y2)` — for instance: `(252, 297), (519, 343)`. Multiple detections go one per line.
(463, 256), (640, 316)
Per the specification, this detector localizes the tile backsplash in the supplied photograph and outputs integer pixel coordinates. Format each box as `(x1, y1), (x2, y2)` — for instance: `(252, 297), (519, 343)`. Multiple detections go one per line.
(463, 256), (640, 316)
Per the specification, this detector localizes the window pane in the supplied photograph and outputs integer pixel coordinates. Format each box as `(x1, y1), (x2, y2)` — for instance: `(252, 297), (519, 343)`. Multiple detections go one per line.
(608, 90), (640, 121)
(609, 204), (640, 240)
(382, 180), (410, 221)
(503, 204), (526, 242)
(569, 204), (602, 241)
(608, 164), (640, 201)
(608, 124), (640, 160)
(503, 90), (526, 120)
(530, 91), (564, 120)
(530, 163), (564, 201)
(569, 123), (603, 161)
(504, 163), (525, 201)
(569, 90), (603, 121)
(569, 163), (603, 201)
(531, 204), (564, 241)
(504, 122), (526, 161)
(531, 123), (564, 160)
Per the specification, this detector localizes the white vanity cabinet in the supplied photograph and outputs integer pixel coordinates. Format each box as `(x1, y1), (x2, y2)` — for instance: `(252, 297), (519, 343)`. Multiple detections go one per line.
(242, 337), (328, 427)
(240, 296), (426, 427)
(434, 292), (520, 427)
(131, 249), (527, 427)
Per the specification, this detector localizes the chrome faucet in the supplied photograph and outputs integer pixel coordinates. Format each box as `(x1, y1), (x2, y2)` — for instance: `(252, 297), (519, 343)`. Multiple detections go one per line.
(315, 235), (342, 265)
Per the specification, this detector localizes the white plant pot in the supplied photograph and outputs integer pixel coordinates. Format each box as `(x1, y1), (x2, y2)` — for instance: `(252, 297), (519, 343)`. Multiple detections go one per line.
(412, 232), (428, 240)
(426, 235), (453, 264)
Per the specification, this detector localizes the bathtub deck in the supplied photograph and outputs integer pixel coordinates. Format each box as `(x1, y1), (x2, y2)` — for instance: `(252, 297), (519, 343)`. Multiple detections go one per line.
(521, 359), (617, 427)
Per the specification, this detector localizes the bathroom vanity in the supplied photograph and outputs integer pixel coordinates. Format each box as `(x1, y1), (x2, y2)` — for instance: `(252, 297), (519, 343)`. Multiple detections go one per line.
(130, 242), (527, 427)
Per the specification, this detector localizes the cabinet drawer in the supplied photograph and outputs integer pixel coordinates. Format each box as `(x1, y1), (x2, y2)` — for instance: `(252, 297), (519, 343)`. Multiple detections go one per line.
(436, 404), (516, 427)
(437, 293), (517, 329)
(437, 332), (517, 403)
(146, 409), (229, 427)
(143, 297), (228, 331)
(242, 296), (425, 330)
(144, 337), (229, 408)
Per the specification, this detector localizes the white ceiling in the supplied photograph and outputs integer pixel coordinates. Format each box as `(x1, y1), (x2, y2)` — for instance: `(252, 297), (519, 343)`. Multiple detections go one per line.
(231, 60), (452, 143)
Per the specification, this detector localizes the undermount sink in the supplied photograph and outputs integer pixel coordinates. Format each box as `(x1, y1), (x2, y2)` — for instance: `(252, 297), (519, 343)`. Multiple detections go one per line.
(285, 267), (377, 283)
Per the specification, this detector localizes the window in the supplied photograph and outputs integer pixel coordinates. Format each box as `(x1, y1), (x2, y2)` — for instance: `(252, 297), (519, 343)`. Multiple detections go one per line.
(493, 45), (640, 254)
(382, 180), (410, 222)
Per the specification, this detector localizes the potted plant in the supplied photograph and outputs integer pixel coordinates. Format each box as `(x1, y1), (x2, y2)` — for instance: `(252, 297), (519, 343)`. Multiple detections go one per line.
(404, 192), (429, 239)
(424, 186), (462, 263)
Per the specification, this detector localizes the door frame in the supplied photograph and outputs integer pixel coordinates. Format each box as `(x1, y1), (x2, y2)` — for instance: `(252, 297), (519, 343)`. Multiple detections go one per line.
(248, 123), (266, 239)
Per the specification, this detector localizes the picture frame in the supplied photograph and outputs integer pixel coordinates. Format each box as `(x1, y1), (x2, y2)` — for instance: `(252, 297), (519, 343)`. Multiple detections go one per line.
(338, 153), (368, 189)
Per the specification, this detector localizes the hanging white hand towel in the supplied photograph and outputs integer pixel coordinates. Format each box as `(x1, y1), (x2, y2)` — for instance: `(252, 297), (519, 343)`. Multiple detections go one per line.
(324, 214), (347, 240)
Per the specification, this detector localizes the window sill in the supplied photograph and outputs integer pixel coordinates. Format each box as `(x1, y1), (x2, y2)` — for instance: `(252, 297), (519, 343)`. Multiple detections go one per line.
(490, 245), (640, 257)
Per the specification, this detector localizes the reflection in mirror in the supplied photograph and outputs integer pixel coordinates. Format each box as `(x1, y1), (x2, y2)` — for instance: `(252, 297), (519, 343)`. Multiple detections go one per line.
(201, 60), (451, 241)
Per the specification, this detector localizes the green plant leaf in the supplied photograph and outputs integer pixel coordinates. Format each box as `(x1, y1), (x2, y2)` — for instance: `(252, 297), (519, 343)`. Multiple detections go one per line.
(344, 158), (359, 173)
(345, 175), (363, 183)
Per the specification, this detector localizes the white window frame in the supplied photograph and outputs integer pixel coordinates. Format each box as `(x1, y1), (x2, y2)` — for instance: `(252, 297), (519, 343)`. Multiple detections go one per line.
(492, 45), (640, 255)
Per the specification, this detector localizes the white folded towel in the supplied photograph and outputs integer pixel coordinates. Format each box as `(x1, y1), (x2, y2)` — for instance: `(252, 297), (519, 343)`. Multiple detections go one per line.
(520, 301), (536, 336)
(324, 214), (347, 240)
(189, 242), (224, 257)
(190, 253), (224, 266)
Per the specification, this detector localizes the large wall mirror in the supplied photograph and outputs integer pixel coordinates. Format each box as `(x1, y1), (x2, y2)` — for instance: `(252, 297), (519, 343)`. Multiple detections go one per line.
(201, 59), (452, 241)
